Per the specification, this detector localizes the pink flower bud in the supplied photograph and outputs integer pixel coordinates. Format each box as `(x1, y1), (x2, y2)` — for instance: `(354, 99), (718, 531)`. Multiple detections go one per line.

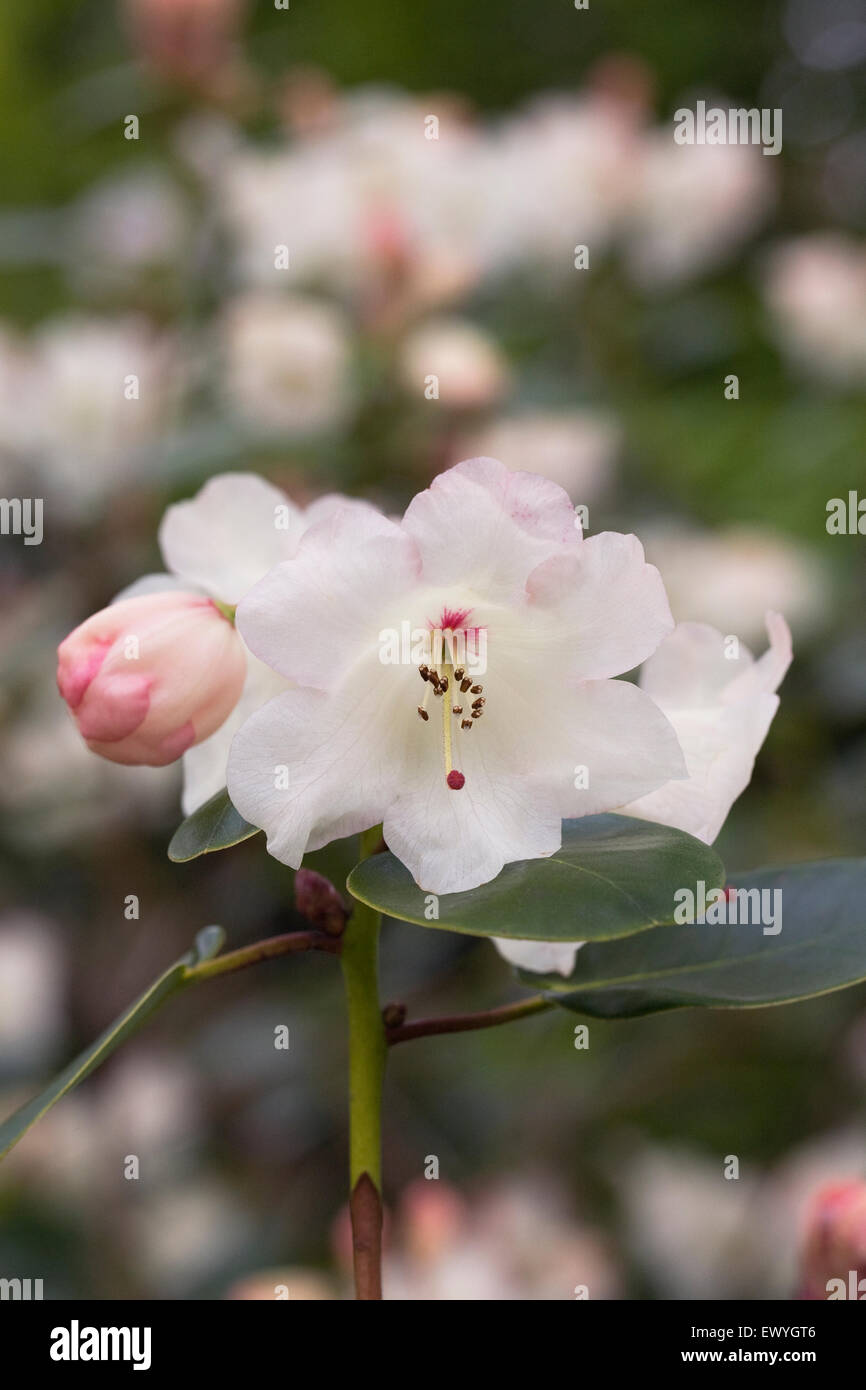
(57, 592), (246, 767)
(799, 1181), (866, 1299)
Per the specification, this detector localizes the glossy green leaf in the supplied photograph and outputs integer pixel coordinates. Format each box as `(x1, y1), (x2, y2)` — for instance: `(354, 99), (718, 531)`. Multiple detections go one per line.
(346, 814), (725, 941)
(536, 859), (866, 1016)
(168, 787), (259, 862)
(0, 926), (225, 1162)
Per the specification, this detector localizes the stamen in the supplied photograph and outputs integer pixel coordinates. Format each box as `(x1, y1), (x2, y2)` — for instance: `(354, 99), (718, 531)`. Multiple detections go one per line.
(415, 623), (486, 790)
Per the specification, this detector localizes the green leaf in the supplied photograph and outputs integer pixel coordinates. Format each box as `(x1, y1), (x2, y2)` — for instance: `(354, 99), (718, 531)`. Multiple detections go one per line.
(168, 787), (259, 862)
(537, 859), (866, 1017)
(0, 926), (225, 1162)
(346, 814), (725, 942)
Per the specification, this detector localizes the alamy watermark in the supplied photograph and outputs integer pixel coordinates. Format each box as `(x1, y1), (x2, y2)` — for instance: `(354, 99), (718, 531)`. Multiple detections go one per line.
(0, 497), (43, 545)
(673, 100), (782, 156)
(674, 881), (782, 936)
(379, 621), (488, 676)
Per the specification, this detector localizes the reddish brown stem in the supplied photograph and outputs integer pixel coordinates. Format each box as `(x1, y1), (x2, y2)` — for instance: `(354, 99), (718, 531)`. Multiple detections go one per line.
(349, 1172), (383, 1300)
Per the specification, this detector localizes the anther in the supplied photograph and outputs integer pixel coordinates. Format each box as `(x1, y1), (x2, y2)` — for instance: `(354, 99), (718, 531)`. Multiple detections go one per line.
(471, 709), (482, 719)
(471, 697), (485, 709)
(419, 664), (430, 681)
(454, 667), (464, 681)
(471, 685), (482, 694)
(453, 705), (463, 715)
(461, 719), (472, 730)
(460, 677), (471, 693)
(417, 707), (429, 721)
(440, 676), (449, 693)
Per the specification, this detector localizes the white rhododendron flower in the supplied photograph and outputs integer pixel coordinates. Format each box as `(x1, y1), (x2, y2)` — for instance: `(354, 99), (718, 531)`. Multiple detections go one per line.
(124, 471), (379, 813)
(510, 610), (793, 979)
(227, 456), (686, 895)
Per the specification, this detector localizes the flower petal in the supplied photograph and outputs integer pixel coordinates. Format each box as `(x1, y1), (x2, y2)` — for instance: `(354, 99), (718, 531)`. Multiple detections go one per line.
(526, 531), (675, 680)
(624, 613), (792, 843)
(540, 677), (688, 817)
(402, 456), (580, 601)
(181, 652), (289, 815)
(236, 505), (421, 689)
(226, 677), (403, 865)
(493, 937), (582, 977)
(159, 472), (304, 604)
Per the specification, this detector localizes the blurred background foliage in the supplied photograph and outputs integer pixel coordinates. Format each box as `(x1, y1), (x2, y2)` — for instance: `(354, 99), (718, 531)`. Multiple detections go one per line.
(0, 0), (865, 1299)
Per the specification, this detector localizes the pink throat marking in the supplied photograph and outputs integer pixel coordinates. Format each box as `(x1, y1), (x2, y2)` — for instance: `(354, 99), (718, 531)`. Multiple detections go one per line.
(430, 606), (472, 632)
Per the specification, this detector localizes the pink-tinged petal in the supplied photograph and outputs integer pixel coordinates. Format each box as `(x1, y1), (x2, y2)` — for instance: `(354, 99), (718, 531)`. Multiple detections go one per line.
(236, 506), (421, 689)
(526, 531), (675, 680)
(402, 456), (580, 600)
(77, 672), (152, 742)
(56, 638), (113, 709)
(493, 938), (582, 977)
(159, 472), (303, 604)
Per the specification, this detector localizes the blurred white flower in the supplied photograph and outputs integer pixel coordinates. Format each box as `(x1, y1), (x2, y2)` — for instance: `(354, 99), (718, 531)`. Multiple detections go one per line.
(620, 1129), (866, 1299)
(400, 318), (508, 409)
(0, 691), (178, 848)
(95, 1052), (201, 1166)
(67, 167), (189, 288)
(216, 89), (492, 310)
(460, 410), (620, 503)
(133, 1180), (255, 1292)
(0, 914), (65, 1066)
(491, 92), (642, 273)
(219, 293), (352, 435)
(0, 315), (180, 516)
(378, 1177), (620, 1300)
(644, 524), (827, 644)
(763, 233), (866, 384)
(225, 1268), (337, 1300)
(624, 134), (774, 287)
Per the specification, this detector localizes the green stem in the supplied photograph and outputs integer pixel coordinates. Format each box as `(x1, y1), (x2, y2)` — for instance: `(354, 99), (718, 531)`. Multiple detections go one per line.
(341, 826), (386, 1299)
